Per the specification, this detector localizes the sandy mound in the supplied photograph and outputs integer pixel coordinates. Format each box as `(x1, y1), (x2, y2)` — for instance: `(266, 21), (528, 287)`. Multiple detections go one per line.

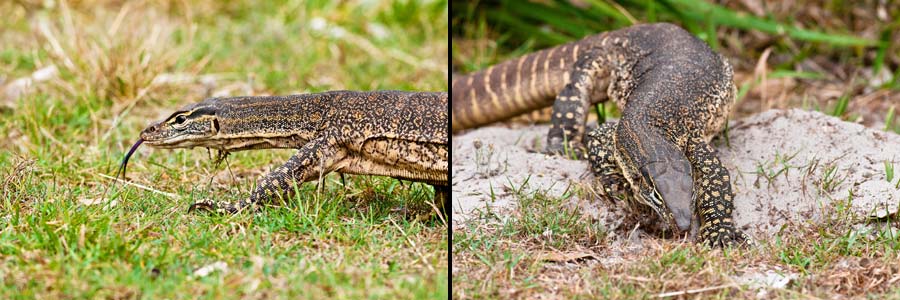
(452, 109), (900, 238)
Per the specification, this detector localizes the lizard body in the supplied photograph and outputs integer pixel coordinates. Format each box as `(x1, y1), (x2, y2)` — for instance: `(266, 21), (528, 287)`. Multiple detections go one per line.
(453, 23), (746, 246)
(139, 90), (449, 215)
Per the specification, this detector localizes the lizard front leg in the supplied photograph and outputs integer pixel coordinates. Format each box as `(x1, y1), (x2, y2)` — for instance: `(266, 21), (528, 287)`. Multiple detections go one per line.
(189, 138), (343, 214)
(586, 122), (630, 197)
(686, 136), (749, 247)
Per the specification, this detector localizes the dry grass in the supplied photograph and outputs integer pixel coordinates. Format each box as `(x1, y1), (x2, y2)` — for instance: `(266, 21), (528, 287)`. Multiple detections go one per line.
(452, 187), (900, 299)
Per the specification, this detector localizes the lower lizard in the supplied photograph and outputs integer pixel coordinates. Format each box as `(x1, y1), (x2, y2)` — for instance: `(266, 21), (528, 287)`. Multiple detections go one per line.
(452, 23), (748, 246)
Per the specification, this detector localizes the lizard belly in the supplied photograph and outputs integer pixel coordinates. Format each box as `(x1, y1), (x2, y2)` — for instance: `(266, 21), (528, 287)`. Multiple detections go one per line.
(336, 138), (448, 185)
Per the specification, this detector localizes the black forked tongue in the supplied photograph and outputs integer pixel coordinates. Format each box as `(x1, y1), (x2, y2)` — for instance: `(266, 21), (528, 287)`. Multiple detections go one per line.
(117, 138), (144, 180)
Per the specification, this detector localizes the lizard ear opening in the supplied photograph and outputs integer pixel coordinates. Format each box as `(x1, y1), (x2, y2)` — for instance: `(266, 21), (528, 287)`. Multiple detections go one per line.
(212, 119), (220, 134)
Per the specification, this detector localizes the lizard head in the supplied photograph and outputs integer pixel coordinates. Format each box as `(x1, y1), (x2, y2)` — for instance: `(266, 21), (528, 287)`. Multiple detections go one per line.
(140, 102), (220, 149)
(634, 160), (694, 232)
(615, 124), (694, 233)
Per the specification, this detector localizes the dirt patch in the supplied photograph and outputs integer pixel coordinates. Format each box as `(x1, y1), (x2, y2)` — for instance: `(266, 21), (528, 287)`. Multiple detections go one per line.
(452, 109), (900, 239)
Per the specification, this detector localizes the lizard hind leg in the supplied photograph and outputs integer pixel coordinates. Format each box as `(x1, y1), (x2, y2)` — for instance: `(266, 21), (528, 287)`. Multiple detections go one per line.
(546, 51), (607, 158)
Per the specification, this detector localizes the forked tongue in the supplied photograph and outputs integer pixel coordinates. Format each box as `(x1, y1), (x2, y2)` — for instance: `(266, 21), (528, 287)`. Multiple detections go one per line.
(116, 138), (144, 180)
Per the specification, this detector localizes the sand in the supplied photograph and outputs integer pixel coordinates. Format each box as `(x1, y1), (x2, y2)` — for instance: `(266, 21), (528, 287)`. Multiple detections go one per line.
(452, 109), (900, 239)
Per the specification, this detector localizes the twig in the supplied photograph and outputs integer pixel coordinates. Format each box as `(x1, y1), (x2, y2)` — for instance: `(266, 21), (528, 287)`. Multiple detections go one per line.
(388, 217), (436, 273)
(38, 127), (65, 148)
(426, 198), (447, 227)
(98, 173), (179, 199)
(609, 275), (653, 283)
(656, 284), (737, 298)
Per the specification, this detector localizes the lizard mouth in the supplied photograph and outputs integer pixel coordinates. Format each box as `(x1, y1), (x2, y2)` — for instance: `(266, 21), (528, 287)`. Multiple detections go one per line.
(140, 133), (188, 147)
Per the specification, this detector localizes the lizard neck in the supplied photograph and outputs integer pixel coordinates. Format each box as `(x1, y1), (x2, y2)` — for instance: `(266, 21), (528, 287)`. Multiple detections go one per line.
(202, 92), (337, 151)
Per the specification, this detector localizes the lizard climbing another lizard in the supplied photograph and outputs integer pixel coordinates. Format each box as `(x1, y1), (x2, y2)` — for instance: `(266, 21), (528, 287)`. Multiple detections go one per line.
(452, 23), (747, 247)
(131, 90), (448, 216)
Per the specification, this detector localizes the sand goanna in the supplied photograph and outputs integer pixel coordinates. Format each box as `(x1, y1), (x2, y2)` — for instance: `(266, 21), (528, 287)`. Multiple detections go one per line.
(452, 23), (748, 246)
(120, 90), (449, 217)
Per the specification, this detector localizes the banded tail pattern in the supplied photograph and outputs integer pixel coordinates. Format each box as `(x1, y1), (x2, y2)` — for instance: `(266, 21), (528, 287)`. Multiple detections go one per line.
(451, 38), (603, 132)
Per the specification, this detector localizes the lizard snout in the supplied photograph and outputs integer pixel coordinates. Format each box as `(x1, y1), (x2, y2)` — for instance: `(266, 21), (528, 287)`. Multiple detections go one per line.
(140, 122), (163, 140)
(643, 160), (694, 233)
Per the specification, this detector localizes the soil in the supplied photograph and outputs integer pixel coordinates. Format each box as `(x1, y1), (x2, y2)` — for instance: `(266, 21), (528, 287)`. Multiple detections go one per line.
(452, 109), (900, 239)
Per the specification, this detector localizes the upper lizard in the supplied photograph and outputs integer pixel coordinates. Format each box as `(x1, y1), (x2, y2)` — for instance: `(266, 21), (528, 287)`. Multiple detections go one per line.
(135, 90), (449, 216)
(452, 23), (747, 247)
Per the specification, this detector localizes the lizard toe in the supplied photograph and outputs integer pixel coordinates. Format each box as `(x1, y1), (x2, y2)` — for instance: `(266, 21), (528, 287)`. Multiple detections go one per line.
(188, 200), (241, 214)
(700, 225), (751, 248)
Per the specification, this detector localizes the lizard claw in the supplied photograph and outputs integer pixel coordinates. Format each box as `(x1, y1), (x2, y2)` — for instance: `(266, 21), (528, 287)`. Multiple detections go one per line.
(188, 199), (241, 214)
(699, 224), (752, 248)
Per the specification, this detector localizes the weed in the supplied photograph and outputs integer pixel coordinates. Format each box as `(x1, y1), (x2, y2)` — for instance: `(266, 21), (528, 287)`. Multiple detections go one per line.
(819, 163), (846, 193)
(885, 160), (895, 183)
(885, 105), (896, 132)
(473, 139), (508, 177)
(830, 95), (850, 118)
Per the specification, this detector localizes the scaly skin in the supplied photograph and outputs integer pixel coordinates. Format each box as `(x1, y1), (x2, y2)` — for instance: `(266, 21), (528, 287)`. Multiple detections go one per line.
(139, 90), (449, 216)
(453, 23), (748, 247)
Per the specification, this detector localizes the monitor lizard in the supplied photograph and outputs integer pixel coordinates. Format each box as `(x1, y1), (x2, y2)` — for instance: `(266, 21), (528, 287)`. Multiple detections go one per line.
(130, 90), (448, 217)
(452, 23), (748, 247)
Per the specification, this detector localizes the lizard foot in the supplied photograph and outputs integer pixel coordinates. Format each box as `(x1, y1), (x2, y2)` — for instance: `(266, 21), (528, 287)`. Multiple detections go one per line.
(699, 224), (753, 248)
(187, 199), (242, 214)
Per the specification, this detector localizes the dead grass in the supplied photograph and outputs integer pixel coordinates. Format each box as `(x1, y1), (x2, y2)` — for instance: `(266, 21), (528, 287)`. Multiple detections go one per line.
(1, 156), (35, 200)
(453, 187), (900, 299)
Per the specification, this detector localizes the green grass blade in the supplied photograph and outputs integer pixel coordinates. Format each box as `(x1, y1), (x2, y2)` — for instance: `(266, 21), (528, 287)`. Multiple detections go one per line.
(885, 105), (896, 132)
(885, 160), (895, 183)
(662, 0), (877, 47)
(831, 95), (850, 117)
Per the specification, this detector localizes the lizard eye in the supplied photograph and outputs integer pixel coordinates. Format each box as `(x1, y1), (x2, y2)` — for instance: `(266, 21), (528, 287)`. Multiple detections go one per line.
(174, 115), (187, 125)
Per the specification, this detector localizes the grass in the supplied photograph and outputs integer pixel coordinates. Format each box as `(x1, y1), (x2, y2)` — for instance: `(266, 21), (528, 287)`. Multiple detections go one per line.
(887, 105), (898, 133)
(1, 0), (447, 298)
(451, 0), (880, 59)
(830, 95), (851, 118)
